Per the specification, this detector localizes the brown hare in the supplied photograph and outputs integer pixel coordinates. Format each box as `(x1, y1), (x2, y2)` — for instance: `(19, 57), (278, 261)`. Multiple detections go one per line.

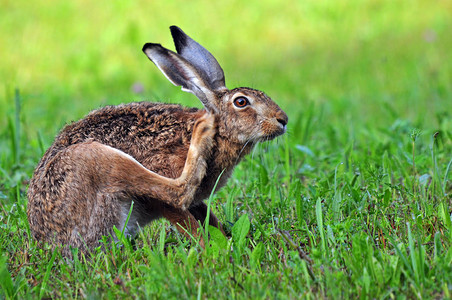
(27, 26), (288, 254)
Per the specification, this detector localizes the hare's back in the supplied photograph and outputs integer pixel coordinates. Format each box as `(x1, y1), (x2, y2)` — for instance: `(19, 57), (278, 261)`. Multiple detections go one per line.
(57, 102), (201, 149)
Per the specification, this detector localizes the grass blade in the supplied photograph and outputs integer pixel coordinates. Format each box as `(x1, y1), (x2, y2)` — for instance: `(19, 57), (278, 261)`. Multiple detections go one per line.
(38, 248), (58, 299)
(0, 253), (14, 299)
(316, 198), (327, 257)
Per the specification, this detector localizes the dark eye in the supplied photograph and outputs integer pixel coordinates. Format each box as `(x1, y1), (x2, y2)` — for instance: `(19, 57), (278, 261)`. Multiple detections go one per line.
(233, 97), (249, 108)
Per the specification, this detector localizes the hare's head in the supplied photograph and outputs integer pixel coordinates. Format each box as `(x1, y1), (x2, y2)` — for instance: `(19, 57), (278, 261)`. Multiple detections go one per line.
(143, 26), (288, 145)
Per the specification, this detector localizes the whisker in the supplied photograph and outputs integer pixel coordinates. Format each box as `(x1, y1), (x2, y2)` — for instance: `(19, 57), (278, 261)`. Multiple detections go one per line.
(235, 133), (256, 166)
(251, 139), (259, 160)
(248, 131), (261, 161)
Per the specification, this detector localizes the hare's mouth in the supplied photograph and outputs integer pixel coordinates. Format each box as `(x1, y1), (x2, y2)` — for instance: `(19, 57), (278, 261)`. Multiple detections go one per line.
(259, 127), (286, 142)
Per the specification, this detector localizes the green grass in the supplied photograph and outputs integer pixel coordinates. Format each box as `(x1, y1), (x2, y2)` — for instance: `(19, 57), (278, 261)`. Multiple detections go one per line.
(1, 0), (452, 298)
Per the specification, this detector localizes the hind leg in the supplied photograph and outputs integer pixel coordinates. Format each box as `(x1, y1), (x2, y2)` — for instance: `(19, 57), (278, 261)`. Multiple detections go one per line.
(69, 112), (215, 209)
(27, 112), (215, 252)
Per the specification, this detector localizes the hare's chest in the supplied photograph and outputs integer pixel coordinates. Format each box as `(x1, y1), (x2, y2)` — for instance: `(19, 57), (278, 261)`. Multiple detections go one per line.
(192, 167), (234, 205)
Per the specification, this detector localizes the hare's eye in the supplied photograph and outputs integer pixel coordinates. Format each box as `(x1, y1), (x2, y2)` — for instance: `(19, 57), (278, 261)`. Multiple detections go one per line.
(233, 97), (249, 108)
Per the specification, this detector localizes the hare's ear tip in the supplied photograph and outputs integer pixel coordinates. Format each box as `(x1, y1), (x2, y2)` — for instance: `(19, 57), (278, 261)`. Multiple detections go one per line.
(170, 26), (188, 51)
(142, 43), (161, 54)
(169, 25), (183, 34)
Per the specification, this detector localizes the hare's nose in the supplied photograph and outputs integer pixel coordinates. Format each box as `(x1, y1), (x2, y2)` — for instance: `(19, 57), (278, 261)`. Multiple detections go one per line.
(277, 117), (287, 127)
(276, 111), (288, 127)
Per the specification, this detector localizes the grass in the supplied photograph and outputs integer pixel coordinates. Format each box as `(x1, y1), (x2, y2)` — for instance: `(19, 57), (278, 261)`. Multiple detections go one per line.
(1, 0), (452, 298)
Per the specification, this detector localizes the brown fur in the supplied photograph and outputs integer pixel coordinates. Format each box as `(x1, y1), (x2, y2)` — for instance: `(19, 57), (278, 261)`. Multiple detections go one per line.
(27, 27), (288, 254)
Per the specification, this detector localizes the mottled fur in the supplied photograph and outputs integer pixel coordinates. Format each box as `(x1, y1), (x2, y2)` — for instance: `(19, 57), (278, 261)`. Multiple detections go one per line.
(27, 26), (288, 254)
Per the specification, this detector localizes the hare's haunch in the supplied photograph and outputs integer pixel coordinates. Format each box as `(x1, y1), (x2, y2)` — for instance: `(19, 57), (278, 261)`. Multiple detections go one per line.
(27, 26), (288, 254)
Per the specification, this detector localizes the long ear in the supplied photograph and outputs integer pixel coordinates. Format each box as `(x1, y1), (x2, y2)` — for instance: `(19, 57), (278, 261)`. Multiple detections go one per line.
(142, 43), (219, 113)
(170, 26), (226, 92)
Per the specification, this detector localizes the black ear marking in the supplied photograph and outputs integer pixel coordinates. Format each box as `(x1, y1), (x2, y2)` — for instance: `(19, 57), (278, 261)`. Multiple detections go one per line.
(170, 26), (188, 53)
(142, 43), (162, 54)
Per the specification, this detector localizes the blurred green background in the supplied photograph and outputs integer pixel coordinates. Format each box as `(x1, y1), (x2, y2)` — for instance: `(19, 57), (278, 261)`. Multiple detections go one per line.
(1, 2), (452, 297)
(0, 0), (451, 140)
